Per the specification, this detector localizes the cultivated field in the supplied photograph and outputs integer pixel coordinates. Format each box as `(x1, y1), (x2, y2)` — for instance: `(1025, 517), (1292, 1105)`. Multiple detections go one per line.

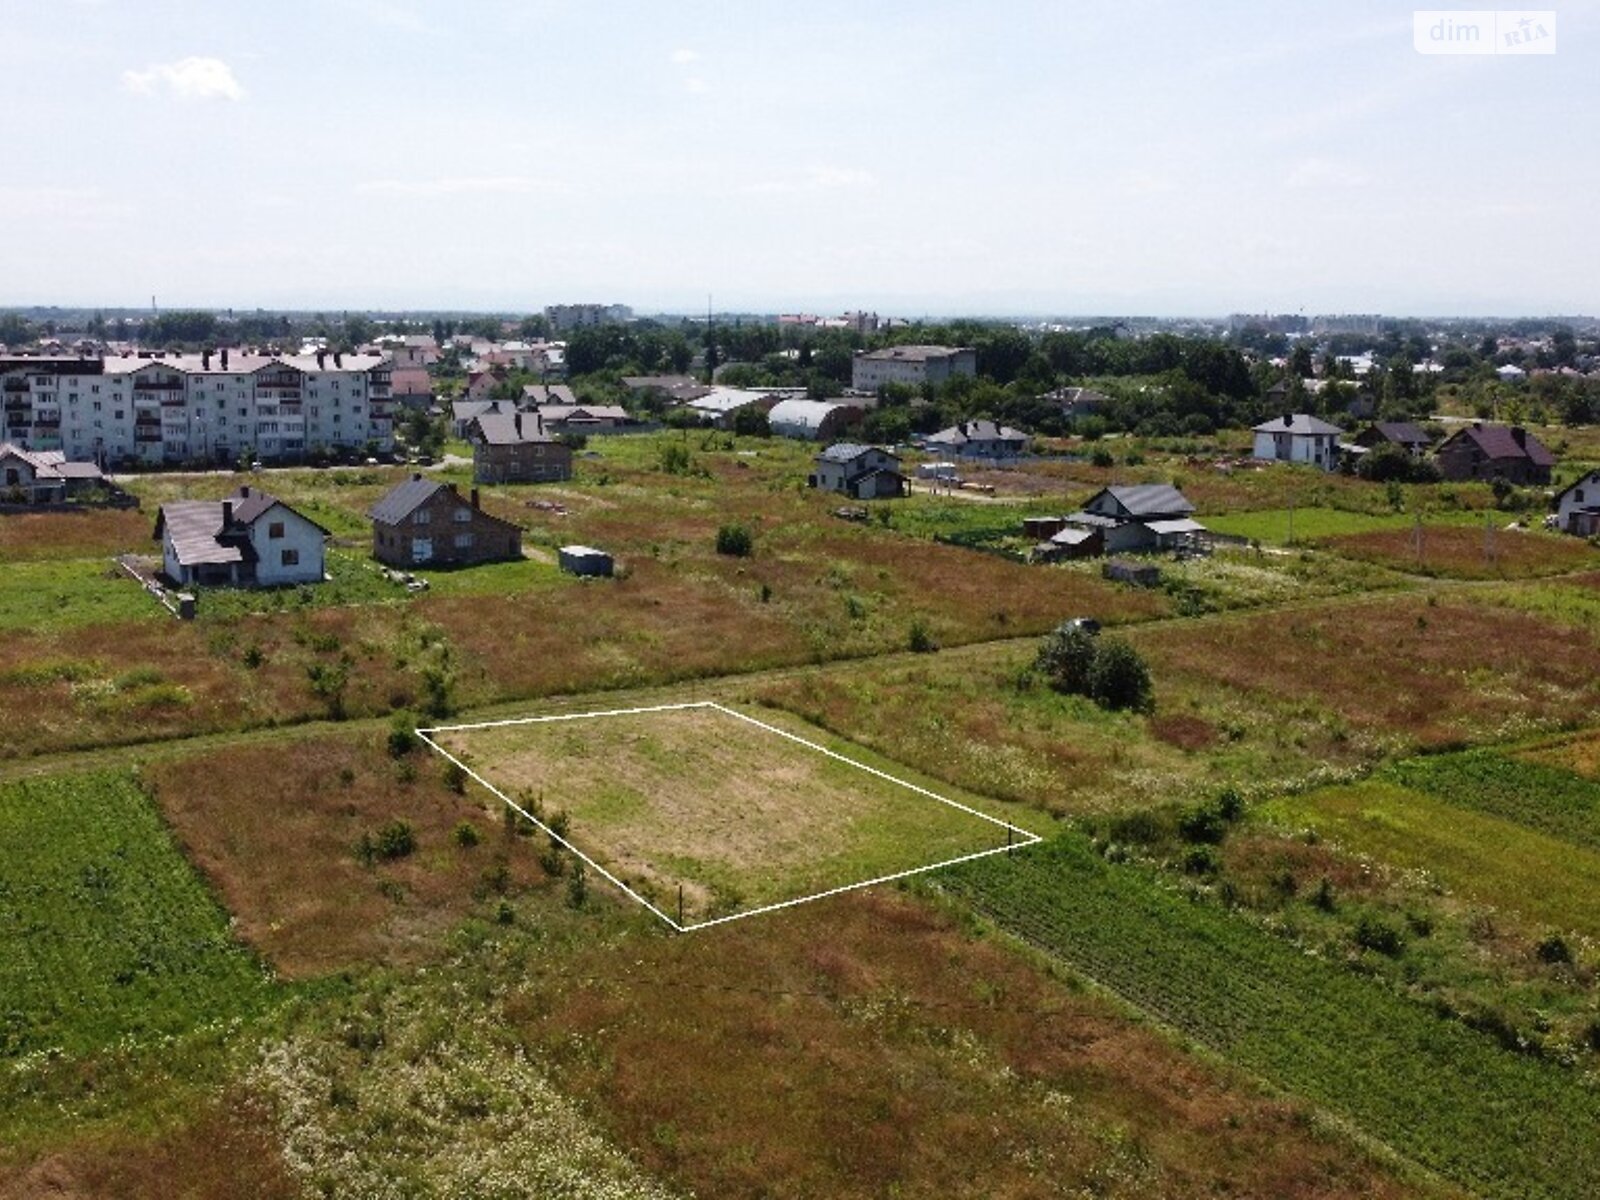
(434, 702), (1028, 923)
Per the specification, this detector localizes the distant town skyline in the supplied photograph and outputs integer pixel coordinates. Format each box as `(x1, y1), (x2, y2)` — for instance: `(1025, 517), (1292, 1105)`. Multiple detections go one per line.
(4, 0), (1597, 316)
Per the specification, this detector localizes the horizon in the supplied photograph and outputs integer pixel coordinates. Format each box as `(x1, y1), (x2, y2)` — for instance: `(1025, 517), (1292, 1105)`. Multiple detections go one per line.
(4, 1), (1598, 315)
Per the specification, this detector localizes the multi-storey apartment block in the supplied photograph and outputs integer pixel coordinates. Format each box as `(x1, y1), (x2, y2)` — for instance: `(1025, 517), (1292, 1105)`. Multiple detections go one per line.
(0, 349), (394, 467)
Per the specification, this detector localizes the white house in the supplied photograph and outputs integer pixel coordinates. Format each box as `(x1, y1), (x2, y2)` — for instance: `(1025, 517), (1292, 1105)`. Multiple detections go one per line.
(1555, 469), (1600, 536)
(154, 485), (328, 587)
(1252, 414), (1342, 471)
(922, 419), (1028, 459)
(811, 443), (907, 499)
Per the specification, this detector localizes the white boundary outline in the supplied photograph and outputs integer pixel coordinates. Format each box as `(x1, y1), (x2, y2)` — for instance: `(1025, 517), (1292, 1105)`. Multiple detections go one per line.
(417, 700), (1041, 932)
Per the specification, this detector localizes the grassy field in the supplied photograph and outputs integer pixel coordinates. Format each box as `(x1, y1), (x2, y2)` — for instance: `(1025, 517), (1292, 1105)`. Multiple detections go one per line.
(436, 702), (1027, 922)
(1204, 506), (1480, 546)
(1265, 779), (1600, 939)
(941, 833), (1600, 1200)
(1323, 524), (1597, 579)
(501, 888), (1430, 1200)
(1379, 746), (1600, 849)
(144, 731), (549, 978)
(0, 771), (275, 1058)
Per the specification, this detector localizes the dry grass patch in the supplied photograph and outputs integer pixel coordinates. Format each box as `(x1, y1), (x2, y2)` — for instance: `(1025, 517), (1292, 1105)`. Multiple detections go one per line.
(436, 703), (1016, 922)
(1322, 525), (1596, 579)
(0, 507), (153, 561)
(1132, 598), (1600, 748)
(0, 1093), (297, 1200)
(145, 733), (546, 977)
(507, 889), (1432, 1200)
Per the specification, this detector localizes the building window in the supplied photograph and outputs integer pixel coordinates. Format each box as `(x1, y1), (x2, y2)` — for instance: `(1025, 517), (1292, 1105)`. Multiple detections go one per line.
(454, 532), (473, 549)
(413, 508), (430, 525)
(281, 548), (299, 567)
(268, 521), (285, 539)
(453, 507), (471, 523)
(412, 537), (431, 562)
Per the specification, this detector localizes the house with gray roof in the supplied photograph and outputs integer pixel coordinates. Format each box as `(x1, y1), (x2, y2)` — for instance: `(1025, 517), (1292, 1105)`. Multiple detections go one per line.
(466, 410), (573, 484)
(922, 419), (1028, 459)
(1252, 413), (1342, 471)
(1051, 483), (1205, 556)
(0, 442), (104, 504)
(153, 485), (327, 587)
(811, 443), (906, 499)
(368, 474), (522, 567)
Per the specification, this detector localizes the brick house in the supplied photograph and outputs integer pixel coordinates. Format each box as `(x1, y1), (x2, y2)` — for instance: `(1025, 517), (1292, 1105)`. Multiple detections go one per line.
(368, 474), (522, 567)
(466, 410), (574, 485)
(1434, 423), (1554, 485)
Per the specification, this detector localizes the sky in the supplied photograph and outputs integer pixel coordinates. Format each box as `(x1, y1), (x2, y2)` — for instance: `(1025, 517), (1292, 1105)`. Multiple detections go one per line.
(2, 0), (1597, 316)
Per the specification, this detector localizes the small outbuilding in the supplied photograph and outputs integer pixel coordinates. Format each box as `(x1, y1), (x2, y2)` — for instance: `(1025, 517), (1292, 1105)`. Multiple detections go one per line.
(560, 545), (614, 577)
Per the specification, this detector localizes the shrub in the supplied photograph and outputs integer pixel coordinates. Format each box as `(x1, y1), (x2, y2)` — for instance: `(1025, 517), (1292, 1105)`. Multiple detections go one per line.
(443, 761), (467, 794)
(453, 821), (480, 848)
(1178, 804), (1228, 845)
(1091, 447), (1115, 468)
(658, 442), (693, 474)
(1034, 622), (1099, 696)
(1182, 846), (1220, 875)
(1085, 638), (1154, 713)
(1312, 877), (1337, 912)
(373, 820), (416, 861)
(387, 714), (418, 758)
(1536, 932), (1573, 965)
(715, 523), (753, 557)
(907, 618), (938, 653)
(1354, 914), (1405, 957)
(566, 858), (588, 909)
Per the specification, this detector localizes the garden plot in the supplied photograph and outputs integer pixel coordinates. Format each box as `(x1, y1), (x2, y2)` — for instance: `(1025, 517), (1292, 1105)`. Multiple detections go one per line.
(423, 701), (1036, 929)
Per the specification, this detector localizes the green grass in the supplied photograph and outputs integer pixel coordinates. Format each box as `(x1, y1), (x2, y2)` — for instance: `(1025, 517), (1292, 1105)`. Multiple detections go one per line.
(1381, 748), (1600, 850)
(941, 833), (1600, 1200)
(0, 558), (162, 633)
(0, 771), (276, 1059)
(1205, 506), (1480, 546)
(1266, 780), (1600, 938)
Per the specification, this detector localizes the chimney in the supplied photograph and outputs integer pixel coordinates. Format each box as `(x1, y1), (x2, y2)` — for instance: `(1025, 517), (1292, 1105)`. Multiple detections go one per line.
(334, 351), (342, 368)
(411, 471), (423, 482)
(1511, 426), (1527, 448)
(536, 412), (544, 436)
(316, 349), (326, 369)
(471, 487), (480, 510)
(202, 348), (211, 371)
(1283, 413), (1293, 427)
(221, 348), (229, 370)
(239, 485), (250, 498)
(221, 500), (233, 527)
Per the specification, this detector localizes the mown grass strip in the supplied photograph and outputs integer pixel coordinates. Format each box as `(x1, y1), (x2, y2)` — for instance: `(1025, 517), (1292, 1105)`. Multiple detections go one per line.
(1382, 748), (1600, 850)
(941, 834), (1600, 1200)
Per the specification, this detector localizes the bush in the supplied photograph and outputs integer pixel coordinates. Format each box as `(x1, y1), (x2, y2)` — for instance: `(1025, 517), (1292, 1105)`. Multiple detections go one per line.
(387, 714), (418, 758)
(907, 618), (938, 653)
(443, 761), (467, 794)
(452, 821), (480, 848)
(373, 820), (416, 861)
(1086, 638), (1154, 712)
(1090, 447), (1115, 468)
(1357, 442), (1440, 484)
(1178, 804), (1228, 845)
(1182, 846), (1220, 875)
(1034, 622), (1152, 712)
(1354, 914), (1405, 957)
(1034, 622), (1099, 696)
(1536, 932), (1573, 964)
(715, 523), (753, 557)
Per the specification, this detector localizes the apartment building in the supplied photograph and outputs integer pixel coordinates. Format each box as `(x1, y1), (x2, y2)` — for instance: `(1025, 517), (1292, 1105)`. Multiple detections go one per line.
(849, 345), (976, 392)
(0, 349), (394, 467)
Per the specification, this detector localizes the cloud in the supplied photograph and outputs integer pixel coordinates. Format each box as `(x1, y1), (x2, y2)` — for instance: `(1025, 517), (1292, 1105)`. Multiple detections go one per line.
(347, 0), (436, 35)
(1285, 157), (1368, 189)
(122, 57), (244, 101)
(684, 76), (709, 94)
(671, 48), (701, 64)
(358, 176), (545, 196)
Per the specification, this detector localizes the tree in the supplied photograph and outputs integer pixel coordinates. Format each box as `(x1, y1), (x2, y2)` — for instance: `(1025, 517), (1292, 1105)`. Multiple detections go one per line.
(715, 523), (753, 557)
(730, 404), (771, 437)
(0, 313), (35, 346)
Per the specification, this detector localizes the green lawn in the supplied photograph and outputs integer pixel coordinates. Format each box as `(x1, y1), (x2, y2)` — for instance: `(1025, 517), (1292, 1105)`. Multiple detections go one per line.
(1381, 748), (1600, 850)
(942, 833), (1600, 1200)
(0, 771), (276, 1059)
(1205, 505), (1480, 546)
(0, 558), (162, 633)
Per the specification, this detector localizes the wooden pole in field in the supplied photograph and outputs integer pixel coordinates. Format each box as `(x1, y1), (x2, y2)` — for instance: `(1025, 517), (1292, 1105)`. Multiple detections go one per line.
(678, 884), (684, 928)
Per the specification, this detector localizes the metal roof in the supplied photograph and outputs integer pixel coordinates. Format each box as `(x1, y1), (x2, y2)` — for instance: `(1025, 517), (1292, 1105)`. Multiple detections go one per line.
(155, 501), (248, 568)
(1104, 484), (1196, 517)
(1252, 413), (1342, 436)
(369, 476), (447, 525)
(817, 442), (893, 463)
(471, 411), (557, 445)
(1146, 517), (1208, 536)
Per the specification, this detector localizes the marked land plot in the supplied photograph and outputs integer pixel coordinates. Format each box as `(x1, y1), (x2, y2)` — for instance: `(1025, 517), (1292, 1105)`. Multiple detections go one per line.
(422, 701), (1038, 930)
